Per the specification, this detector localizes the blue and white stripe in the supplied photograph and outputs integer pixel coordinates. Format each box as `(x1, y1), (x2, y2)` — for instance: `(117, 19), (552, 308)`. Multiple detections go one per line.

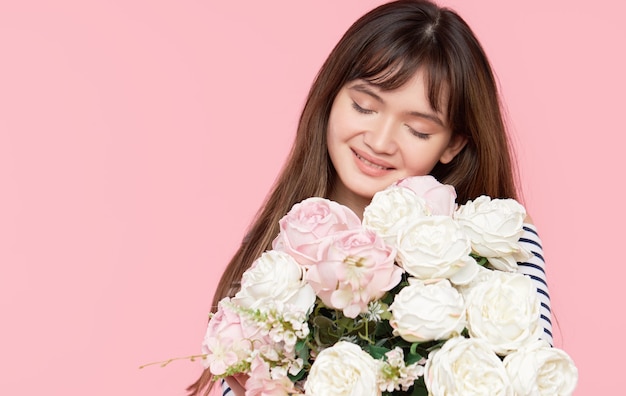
(221, 379), (233, 395)
(517, 223), (553, 346)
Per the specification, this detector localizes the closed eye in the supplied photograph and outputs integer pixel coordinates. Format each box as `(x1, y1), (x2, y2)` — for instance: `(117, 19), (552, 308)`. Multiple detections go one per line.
(407, 125), (430, 140)
(351, 101), (374, 114)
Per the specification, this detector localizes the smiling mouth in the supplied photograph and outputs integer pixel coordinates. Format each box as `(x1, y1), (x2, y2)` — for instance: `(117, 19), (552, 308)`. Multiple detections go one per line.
(354, 151), (394, 170)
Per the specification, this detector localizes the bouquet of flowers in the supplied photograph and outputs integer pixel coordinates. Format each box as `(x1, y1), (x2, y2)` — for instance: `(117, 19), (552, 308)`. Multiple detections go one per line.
(201, 176), (578, 395)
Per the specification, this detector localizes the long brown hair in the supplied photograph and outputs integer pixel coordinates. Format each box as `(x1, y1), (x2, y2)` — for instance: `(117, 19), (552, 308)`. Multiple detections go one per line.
(187, 1), (518, 393)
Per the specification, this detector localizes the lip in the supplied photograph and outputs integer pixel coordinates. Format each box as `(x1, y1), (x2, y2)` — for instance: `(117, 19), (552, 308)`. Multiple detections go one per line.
(351, 148), (395, 176)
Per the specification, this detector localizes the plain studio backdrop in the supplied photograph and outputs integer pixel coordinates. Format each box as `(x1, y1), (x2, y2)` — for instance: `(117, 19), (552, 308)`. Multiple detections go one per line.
(0, 1), (623, 394)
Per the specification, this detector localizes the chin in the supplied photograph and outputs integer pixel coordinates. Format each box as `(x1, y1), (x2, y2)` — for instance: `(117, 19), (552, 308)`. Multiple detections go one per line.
(353, 187), (382, 202)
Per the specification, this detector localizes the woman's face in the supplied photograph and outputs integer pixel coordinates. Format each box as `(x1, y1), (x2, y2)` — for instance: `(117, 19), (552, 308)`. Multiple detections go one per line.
(326, 69), (466, 214)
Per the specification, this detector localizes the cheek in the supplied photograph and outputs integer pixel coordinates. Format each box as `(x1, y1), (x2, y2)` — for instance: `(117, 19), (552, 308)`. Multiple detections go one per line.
(327, 112), (349, 143)
(405, 163), (435, 177)
(326, 110), (341, 144)
(327, 100), (367, 143)
(326, 122), (344, 167)
(326, 123), (340, 154)
(401, 143), (446, 176)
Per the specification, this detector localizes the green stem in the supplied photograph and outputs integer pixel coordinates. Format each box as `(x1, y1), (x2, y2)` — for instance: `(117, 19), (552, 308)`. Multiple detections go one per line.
(138, 354), (206, 369)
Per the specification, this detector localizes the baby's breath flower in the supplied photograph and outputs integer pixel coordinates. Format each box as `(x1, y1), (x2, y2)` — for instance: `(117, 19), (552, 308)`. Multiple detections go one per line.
(364, 300), (385, 322)
(289, 357), (304, 375)
(270, 365), (288, 379)
(260, 345), (279, 362)
(378, 348), (425, 392)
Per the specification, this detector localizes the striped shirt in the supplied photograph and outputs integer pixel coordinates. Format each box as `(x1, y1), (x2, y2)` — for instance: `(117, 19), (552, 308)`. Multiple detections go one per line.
(516, 223), (553, 345)
(221, 379), (233, 396)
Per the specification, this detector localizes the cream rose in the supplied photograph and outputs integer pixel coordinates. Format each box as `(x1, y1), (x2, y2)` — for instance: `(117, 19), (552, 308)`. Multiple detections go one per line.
(463, 271), (542, 355)
(454, 196), (532, 271)
(389, 278), (466, 342)
(425, 337), (513, 395)
(504, 339), (578, 395)
(395, 215), (478, 285)
(232, 250), (316, 315)
(454, 264), (494, 295)
(304, 341), (380, 396)
(362, 185), (429, 246)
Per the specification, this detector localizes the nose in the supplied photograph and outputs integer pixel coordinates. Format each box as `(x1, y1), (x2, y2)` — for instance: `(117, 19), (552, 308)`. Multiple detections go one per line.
(363, 117), (397, 155)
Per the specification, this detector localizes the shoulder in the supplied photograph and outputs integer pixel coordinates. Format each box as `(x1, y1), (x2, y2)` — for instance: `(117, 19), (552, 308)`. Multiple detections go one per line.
(524, 213), (534, 225)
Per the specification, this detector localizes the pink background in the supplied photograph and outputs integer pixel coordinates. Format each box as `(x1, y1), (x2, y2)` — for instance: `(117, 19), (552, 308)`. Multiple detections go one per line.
(0, 0), (622, 394)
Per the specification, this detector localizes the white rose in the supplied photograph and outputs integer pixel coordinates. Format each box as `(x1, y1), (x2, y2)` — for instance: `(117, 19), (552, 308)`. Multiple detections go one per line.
(304, 341), (380, 396)
(395, 215), (478, 285)
(389, 278), (466, 342)
(363, 185), (429, 246)
(425, 337), (513, 395)
(464, 271), (542, 355)
(454, 196), (532, 272)
(454, 264), (494, 295)
(504, 339), (578, 396)
(232, 250), (316, 314)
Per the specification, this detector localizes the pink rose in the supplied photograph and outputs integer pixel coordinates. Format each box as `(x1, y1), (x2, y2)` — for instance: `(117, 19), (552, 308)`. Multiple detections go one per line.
(306, 228), (402, 318)
(273, 197), (361, 266)
(395, 175), (457, 216)
(245, 355), (300, 396)
(201, 298), (246, 376)
(201, 298), (267, 376)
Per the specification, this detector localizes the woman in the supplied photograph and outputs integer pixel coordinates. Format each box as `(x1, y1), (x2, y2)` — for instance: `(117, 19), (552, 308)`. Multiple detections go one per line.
(189, 1), (552, 394)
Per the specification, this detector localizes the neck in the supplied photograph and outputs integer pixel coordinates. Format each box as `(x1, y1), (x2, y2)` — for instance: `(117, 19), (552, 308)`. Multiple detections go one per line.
(328, 186), (370, 220)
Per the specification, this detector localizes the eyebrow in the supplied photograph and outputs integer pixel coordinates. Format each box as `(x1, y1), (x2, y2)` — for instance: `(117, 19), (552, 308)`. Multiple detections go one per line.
(349, 83), (445, 127)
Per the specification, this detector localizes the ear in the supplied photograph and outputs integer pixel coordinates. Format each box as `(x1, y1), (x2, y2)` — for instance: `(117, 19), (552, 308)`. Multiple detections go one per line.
(439, 134), (468, 164)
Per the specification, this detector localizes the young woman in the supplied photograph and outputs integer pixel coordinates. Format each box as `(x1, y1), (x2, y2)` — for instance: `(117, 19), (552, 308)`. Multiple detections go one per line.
(188, 1), (552, 394)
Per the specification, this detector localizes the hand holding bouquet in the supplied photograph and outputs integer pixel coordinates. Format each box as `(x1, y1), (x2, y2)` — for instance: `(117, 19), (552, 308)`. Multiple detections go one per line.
(201, 176), (578, 395)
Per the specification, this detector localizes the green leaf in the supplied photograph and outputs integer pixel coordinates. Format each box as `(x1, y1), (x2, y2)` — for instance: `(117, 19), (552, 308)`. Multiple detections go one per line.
(411, 386), (429, 396)
(312, 314), (335, 329)
(470, 253), (488, 266)
(295, 339), (310, 362)
(405, 351), (424, 365)
(312, 315), (340, 346)
(374, 337), (391, 347)
(374, 319), (394, 339)
(409, 342), (421, 356)
(288, 368), (306, 382)
(366, 344), (391, 360)
(337, 316), (355, 332)
(408, 376), (428, 395)
(295, 339), (307, 353)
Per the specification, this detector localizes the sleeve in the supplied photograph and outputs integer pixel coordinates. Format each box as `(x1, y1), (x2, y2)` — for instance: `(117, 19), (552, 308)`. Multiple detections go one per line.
(516, 223), (554, 346)
(221, 379), (234, 395)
